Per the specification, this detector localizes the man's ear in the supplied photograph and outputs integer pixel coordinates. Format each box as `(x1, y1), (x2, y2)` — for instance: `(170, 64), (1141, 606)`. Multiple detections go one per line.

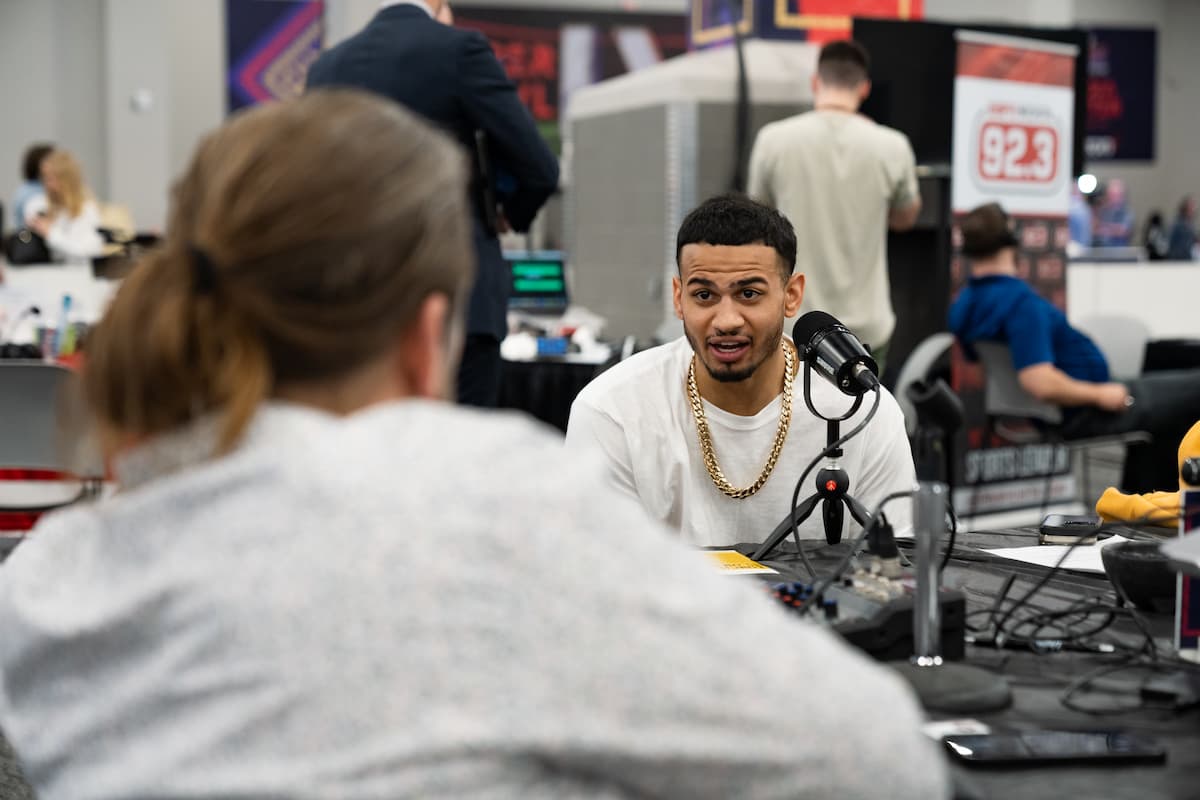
(858, 80), (871, 104)
(398, 293), (454, 400)
(672, 274), (684, 320)
(784, 272), (805, 317)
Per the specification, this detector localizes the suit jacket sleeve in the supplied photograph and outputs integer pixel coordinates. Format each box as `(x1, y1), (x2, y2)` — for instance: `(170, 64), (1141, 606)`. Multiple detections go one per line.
(457, 31), (559, 232)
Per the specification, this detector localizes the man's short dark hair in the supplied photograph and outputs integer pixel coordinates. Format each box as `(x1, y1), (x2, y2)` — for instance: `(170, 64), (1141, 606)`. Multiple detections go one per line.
(960, 202), (1019, 258)
(675, 194), (797, 277)
(817, 40), (870, 89)
(21, 143), (54, 182)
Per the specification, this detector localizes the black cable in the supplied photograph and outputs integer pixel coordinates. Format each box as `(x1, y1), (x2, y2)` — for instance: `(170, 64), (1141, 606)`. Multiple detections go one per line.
(1104, 552), (1161, 661)
(987, 573), (1017, 635)
(938, 502), (959, 572)
(720, 0), (750, 193)
(786, 386), (882, 554)
(789, 528), (817, 580)
(795, 489), (915, 617)
(1057, 656), (1190, 716)
(992, 511), (1181, 649)
(1016, 605), (1119, 651)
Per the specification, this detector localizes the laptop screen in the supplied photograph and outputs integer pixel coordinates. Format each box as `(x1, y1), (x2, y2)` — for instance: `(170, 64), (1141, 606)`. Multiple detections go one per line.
(507, 251), (568, 313)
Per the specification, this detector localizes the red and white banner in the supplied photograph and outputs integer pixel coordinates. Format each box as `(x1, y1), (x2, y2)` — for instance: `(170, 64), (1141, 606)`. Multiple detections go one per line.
(949, 31), (1080, 521)
(951, 31), (1077, 217)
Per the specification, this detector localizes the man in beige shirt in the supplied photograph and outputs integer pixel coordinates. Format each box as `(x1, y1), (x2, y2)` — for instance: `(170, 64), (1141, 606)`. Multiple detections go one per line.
(748, 40), (920, 368)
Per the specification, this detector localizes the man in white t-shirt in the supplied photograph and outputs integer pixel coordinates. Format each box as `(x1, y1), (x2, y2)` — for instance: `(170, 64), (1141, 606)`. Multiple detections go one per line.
(747, 39), (920, 368)
(566, 194), (916, 547)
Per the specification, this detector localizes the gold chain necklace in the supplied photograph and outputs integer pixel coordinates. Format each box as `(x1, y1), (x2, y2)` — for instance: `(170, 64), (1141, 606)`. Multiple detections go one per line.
(687, 340), (794, 499)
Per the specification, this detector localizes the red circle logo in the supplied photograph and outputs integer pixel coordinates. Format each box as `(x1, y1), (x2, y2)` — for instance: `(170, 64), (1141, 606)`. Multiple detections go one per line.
(825, 480), (838, 492)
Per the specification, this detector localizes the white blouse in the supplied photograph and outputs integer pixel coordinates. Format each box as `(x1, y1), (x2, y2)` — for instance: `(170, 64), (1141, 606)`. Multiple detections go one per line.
(22, 194), (104, 261)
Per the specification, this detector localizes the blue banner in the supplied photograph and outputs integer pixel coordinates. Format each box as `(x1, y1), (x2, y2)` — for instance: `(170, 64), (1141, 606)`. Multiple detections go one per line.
(226, 0), (325, 113)
(1085, 27), (1155, 161)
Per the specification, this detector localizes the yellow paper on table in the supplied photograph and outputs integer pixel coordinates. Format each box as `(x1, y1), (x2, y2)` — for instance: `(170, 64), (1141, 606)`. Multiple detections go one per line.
(704, 550), (778, 575)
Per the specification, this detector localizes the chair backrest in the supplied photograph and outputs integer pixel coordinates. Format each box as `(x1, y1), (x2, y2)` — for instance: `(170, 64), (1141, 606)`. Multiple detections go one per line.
(974, 341), (1063, 426)
(894, 331), (955, 436)
(1073, 313), (1150, 381)
(0, 362), (101, 475)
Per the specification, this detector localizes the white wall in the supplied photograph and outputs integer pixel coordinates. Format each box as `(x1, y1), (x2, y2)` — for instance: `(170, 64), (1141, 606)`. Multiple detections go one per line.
(0, 0), (108, 229)
(105, 0), (226, 232)
(925, 0), (1074, 26)
(167, 2), (226, 184)
(53, 1), (109, 204)
(104, 0), (172, 233)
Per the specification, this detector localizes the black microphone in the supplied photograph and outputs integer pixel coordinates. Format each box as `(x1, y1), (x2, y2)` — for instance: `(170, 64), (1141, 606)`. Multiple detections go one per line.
(791, 310), (880, 396)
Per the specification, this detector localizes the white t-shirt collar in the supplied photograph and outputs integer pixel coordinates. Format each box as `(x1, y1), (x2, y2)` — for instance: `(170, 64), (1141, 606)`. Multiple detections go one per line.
(379, 0), (433, 18)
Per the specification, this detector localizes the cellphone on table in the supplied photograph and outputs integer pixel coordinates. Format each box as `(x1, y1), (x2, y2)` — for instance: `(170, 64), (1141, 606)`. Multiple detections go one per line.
(943, 730), (1167, 766)
(1039, 513), (1102, 545)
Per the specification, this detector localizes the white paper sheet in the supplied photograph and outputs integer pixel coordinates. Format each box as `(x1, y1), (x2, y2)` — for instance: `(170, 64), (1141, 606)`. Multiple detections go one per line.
(982, 535), (1134, 574)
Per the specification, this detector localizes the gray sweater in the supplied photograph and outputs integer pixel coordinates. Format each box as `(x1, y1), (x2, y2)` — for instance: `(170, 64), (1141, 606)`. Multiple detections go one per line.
(0, 402), (948, 799)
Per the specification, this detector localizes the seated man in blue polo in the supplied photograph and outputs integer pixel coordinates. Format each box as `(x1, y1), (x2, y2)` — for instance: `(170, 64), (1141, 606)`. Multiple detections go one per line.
(949, 201), (1200, 494)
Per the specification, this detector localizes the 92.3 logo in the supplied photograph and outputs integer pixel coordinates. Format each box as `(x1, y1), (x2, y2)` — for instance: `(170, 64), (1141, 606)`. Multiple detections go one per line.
(974, 117), (1059, 185)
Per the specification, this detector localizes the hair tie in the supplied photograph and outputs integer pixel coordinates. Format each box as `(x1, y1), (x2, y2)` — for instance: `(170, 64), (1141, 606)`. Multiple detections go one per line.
(190, 246), (219, 295)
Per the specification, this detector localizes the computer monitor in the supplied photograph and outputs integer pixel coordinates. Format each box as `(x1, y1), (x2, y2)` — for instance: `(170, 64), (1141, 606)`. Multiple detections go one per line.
(507, 251), (569, 314)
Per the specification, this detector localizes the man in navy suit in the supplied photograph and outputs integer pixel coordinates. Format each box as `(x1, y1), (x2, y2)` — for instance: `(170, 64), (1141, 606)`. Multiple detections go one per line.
(307, 0), (560, 407)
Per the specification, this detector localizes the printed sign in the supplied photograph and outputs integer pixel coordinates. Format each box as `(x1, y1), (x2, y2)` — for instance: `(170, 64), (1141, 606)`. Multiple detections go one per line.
(705, 550), (778, 574)
(691, 0), (923, 48)
(226, 0), (324, 113)
(952, 33), (1076, 216)
(456, 7), (687, 153)
(1086, 27), (1156, 161)
(949, 32), (1079, 519)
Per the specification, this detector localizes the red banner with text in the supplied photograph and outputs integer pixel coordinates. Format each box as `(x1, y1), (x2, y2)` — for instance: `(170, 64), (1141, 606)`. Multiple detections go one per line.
(949, 31), (1079, 521)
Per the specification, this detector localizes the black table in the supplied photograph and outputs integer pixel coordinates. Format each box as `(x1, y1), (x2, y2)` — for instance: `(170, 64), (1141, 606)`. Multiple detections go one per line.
(498, 356), (613, 433)
(749, 529), (1200, 800)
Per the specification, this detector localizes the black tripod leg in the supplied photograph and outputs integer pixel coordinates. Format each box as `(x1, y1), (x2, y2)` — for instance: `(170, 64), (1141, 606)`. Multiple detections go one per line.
(822, 498), (844, 544)
(752, 493), (821, 561)
(843, 494), (874, 530)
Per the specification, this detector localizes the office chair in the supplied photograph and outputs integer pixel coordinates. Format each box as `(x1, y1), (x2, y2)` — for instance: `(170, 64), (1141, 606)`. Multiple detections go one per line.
(974, 341), (1150, 502)
(894, 332), (956, 438)
(893, 332), (959, 488)
(1073, 313), (1151, 382)
(0, 362), (103, 550)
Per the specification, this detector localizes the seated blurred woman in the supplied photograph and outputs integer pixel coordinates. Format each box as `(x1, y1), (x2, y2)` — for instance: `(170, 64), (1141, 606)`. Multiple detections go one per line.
(24, 149), (103, 260)
(10, 142), (53, 233)
(0, 92), (945, 798)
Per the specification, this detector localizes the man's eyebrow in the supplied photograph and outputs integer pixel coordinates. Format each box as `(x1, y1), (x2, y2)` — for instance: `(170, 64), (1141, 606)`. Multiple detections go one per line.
(685, 276), (770, 288)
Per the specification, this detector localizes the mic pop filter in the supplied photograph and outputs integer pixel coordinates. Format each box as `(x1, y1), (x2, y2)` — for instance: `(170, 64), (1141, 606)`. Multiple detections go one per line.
(792, 310), (880, 396)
